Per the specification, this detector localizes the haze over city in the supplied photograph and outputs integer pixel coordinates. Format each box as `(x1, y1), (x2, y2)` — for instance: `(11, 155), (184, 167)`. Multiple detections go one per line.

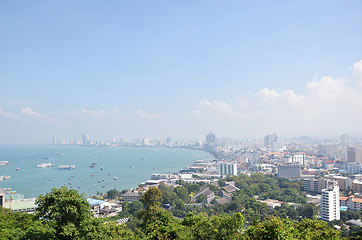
(1, 1), (362, 144)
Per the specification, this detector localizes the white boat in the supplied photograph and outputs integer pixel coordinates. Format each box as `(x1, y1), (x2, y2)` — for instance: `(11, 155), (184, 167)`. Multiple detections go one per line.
(113, 177), (118, 180)
(37, 163), (55, 168)
(58, 165), (76, 170)
(0, 176), (10, 181)
(0, 161), (9, 166)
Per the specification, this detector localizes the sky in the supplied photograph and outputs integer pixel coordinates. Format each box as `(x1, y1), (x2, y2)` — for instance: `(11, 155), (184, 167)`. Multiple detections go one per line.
(1, 1), (362, 144)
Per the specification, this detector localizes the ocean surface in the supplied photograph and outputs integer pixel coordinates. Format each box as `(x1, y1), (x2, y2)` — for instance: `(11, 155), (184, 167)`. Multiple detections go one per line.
(0, 145), (213, 198)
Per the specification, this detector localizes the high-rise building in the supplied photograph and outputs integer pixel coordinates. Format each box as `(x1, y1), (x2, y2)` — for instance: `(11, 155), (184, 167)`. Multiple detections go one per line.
(277, 163), (300, 179)
(347, 162), (361, 174)
(82, 134), (90, 145)
(206, 132), (216, 145)
(52, 136), (56, 145)
(320, 185), (340, 221)
(218, 161), (237, 176)
(318, 144), (338, 158)
(304, 178), (336, 193)
(264, 133), (277, 147)
(348, 147), (362, 163)
(340, 134), (349, 146)
(166, 137), (171, 144)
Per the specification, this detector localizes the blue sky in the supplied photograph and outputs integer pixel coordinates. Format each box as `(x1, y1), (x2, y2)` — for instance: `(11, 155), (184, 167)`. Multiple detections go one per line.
(1, 1), (362, 144)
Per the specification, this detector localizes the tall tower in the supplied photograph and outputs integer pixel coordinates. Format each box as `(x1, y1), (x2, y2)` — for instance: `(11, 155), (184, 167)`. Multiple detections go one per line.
(82, 134), (90, 145)
(206, 132), (216, 145)
(340, 134), (349, 146)
(320, 185), (340, 221)
(264, 133), (277, 147)
(348, 147), (362, 163)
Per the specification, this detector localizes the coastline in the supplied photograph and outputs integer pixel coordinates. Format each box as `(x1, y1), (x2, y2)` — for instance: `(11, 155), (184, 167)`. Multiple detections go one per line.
(0, 146), (214, 198)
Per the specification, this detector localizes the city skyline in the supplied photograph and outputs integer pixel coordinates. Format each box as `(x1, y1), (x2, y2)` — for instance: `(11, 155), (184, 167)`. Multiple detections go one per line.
(1, 1), (362, 144)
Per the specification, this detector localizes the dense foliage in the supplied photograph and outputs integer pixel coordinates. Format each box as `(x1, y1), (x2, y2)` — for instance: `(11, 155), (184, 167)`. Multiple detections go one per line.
(0, 175), (360, 239)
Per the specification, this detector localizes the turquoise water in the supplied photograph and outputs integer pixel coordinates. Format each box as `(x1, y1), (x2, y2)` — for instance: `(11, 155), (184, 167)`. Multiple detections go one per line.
(0, 145), (213, 198)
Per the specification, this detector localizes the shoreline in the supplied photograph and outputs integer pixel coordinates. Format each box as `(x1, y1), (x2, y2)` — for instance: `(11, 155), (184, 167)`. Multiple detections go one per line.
(0, 146), (215, 198)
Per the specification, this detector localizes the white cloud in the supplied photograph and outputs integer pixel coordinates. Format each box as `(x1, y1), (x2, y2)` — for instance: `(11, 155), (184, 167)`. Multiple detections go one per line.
(136, 109), (163, 119)
(80, 108), (107, 117)
(20, 107), (49, 121)
(353, 60), (362, 86)
(0, 109), (14, 118)
(190, 60), (362, 137)
(192, 100), (243, 119)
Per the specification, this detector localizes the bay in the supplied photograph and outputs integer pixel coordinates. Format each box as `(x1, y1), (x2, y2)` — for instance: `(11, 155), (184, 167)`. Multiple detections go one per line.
(0, 145), (213, 198)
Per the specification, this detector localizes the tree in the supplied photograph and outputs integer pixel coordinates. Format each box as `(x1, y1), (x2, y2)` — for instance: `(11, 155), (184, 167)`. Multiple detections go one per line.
(106, 189), (120, 199)
(35, 186), (99, 239)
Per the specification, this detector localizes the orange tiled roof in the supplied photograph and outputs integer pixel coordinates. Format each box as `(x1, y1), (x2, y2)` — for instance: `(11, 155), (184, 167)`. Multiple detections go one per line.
(352, 198), (362, 204)
(339, 196), (349, 201)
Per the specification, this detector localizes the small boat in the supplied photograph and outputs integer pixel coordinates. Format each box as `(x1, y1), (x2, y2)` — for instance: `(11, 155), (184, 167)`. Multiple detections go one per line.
(100, 167), (104, 170)
(58, 165), (75, 170)
(113, 177), (118, 180)
(49, 178), (52, 181)
(20, 160), (23, 163)
(16, 168), (20, 171)
(90, 165), (95, 168)
(37, 163), (55, 168)
(91, 174), (94, 177)
(108, 173), (111, 176)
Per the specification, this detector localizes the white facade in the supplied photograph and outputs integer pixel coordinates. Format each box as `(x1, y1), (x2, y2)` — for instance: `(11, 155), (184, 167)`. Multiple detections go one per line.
(218, 161), (237, 176)
(320, 185), (340, 221)
(277, 163), (301, 179)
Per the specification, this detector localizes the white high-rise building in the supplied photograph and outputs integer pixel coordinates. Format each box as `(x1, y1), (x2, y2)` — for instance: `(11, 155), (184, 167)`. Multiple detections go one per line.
(320, 185), (340, 221)
(218, 161), (237, 176)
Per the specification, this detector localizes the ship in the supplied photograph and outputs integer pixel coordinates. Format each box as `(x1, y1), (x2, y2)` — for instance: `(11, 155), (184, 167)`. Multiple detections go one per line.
(37, 163), (55, 168)
(0, 161), (9, 166)
(58, 165), (76, 170)
(113, 177), (118, 180)
(0, 176), (10, 181)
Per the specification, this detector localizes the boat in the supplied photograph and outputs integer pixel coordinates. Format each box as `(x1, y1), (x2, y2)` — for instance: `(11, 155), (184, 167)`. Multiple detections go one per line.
(90, 165), (95, 168)
(100, 167), (104, 170)
(0, 176), (10, 181)
(113, 177), (118, 180)
(57, 153), (64, 156)
(37, 163), (55, 168)
(0, 161), (9, 166)
(58, 165), (75, 170)
(16, 168), (20, 171)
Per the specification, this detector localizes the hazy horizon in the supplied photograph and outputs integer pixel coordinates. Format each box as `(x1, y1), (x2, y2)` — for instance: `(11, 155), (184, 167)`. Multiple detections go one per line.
(1, 1), (362, 144)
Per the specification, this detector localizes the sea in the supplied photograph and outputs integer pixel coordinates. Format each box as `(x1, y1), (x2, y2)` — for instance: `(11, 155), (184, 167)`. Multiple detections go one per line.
(0, 145), (214, 198)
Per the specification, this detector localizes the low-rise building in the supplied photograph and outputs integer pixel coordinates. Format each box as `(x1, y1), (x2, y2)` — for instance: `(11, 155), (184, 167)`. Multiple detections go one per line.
(122, 191), (142, 202)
